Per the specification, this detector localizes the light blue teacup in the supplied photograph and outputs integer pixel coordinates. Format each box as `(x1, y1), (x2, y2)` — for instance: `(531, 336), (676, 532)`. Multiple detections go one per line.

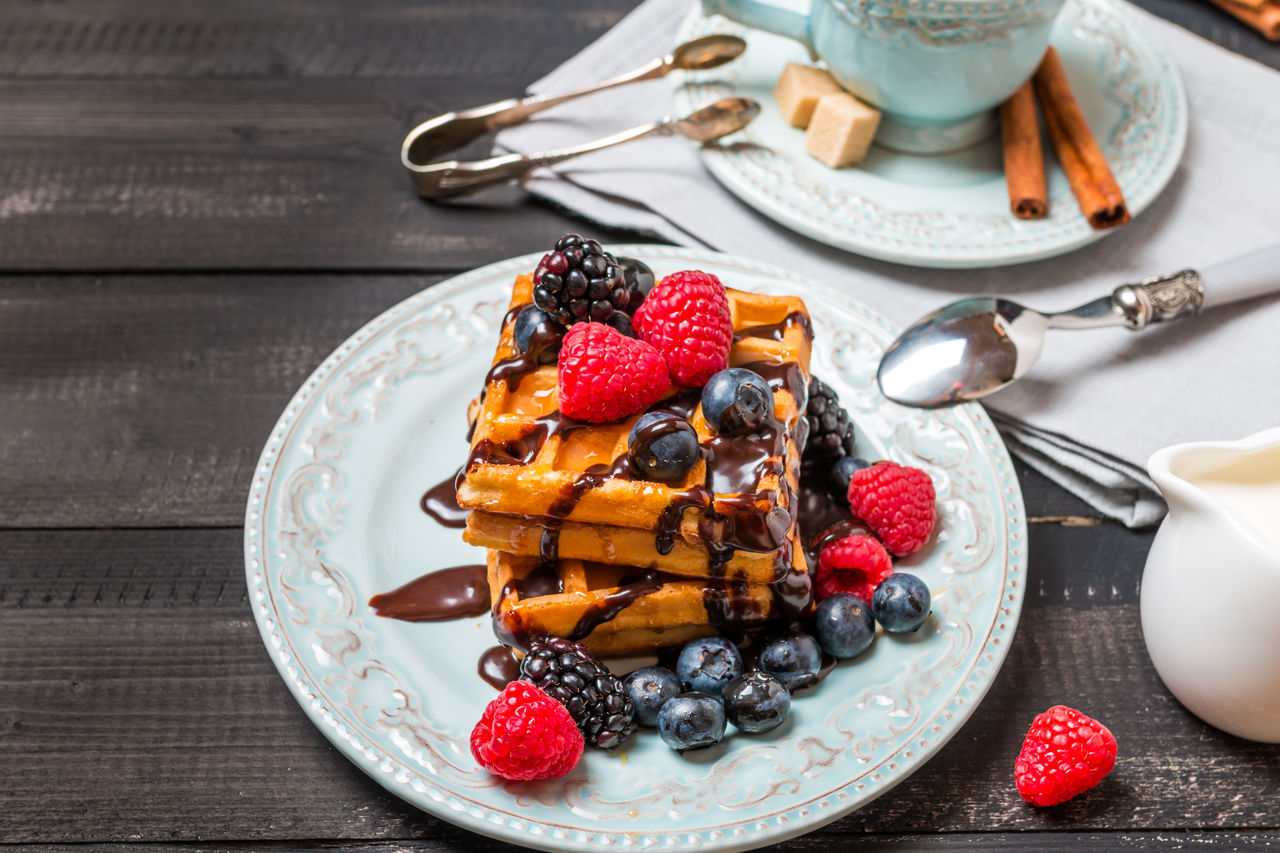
(702, 0), (1067, 153)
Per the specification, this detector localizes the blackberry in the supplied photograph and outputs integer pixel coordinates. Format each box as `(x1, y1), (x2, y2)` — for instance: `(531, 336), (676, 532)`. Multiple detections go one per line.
(533, 234), (631, 327)
(519, 636), (636, 750)
(804, 377), (856, 465)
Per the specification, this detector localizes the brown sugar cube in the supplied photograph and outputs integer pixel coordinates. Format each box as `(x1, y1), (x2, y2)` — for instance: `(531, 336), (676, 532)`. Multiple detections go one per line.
(772, 62), (844, 128)
(804, 92), (881, 168)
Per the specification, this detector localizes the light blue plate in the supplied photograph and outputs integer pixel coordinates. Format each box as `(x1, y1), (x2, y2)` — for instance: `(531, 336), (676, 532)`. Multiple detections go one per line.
(673, 0), (1187, 268)
(246, 246), (1027, 851)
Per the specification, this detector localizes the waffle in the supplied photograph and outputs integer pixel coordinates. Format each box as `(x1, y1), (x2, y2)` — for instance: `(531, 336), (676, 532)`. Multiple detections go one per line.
(487, 533), (809, 657)
(464, 509), (790, 583)
(458, 273), (813, 567)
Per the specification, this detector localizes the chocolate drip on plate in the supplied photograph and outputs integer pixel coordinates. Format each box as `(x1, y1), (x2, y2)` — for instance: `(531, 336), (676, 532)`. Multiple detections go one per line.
(420, 465), (468, 529)
(477, 645), (522, 690)
(368, 564), (489, 622)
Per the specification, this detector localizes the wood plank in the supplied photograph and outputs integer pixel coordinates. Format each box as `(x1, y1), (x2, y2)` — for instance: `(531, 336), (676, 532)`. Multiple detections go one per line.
(4, 524), (1278, 845)
(0, 76), (641, 272)
(0, 0), (636, 79)
(0, 274), (1098, 529)
(4, 832), (1280, 852)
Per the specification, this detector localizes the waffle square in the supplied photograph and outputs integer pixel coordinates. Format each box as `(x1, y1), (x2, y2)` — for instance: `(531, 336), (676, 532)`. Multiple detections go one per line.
(487, 528), (809, 656)
(458, 272), (813, 567)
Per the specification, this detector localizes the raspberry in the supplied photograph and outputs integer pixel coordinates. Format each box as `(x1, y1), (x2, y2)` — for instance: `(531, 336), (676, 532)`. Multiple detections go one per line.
(816, 535), (893, 603)
(470, 680), (585, 781)
(847, 461), (936, 556)
(1015, 705), (1117, 806)
(633, 270), (733, 387)
(557, 322), (670, 423)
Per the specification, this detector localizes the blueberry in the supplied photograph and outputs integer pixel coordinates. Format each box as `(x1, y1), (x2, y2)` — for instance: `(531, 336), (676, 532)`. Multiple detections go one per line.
(827, 456), (870, 498)
(701, 369), (775, 436)
(513, 306), (565, 364)
(872, 573), (931, 632)
(627, 412), (700, 484)
(607, 311), (634, 337)
(757, 631), (822, 690)
(617, 256), (656, 313)
(723, 671), (791, 734)
(675, 636), (743, 697)
(813, 592), (876, 658)
(623, 666), (681, 727)
(656, 692), (727, 751)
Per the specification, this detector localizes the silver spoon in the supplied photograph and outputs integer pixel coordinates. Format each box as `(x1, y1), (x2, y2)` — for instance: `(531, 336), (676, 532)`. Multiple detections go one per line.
(877, 243), (1280, 408)
(407, 97), (760, 199)
(402, 34), (747, 195)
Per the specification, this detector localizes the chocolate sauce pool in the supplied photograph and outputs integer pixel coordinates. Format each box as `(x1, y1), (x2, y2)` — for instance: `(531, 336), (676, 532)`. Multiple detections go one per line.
(368, 564), (489, 622)
(420, 466), (468, 529)
(477, 645), (521, 690)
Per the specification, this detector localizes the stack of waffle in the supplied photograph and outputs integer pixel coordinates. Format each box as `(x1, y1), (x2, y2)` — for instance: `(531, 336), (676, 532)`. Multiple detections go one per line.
(456, 272), (814, 656)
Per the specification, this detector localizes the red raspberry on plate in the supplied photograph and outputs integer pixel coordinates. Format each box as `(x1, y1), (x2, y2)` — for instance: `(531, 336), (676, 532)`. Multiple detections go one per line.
(847, 461), (936, 556)
(1015, 705), (1117, 806)
(633, 270), (733, 387)
(471, 680), (585, 781)
(816, 534), (893, 603)
(557, 322), (669, 423)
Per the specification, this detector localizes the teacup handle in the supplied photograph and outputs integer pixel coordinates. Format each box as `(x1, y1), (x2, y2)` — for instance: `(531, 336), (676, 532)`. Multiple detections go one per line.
(701, 0), (814, 53)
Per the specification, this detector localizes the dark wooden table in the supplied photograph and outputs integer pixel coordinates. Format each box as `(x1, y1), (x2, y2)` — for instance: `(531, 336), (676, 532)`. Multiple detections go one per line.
(2, 2), (1277, 851)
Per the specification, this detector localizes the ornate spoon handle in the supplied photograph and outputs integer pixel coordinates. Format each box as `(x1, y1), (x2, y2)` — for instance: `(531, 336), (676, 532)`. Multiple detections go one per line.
(1112, 242), (1280, 330)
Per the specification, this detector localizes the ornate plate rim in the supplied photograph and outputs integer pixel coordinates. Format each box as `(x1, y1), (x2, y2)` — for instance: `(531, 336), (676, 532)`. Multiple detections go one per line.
(244, 245), (1028, 851)
(672, 0), (1189, 269)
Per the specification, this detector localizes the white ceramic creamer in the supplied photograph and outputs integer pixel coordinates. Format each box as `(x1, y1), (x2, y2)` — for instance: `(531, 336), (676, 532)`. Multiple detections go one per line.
(1143, 427), (1280, 742)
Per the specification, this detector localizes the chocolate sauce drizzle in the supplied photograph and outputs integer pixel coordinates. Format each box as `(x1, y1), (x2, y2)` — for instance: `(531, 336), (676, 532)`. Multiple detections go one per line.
(735, 310), (815, 343)
(482, 303), (565, 392)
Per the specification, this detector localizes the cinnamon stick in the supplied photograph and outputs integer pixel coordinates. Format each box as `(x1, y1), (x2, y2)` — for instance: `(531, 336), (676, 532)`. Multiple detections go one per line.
(1000, 81), (1047, 219)
(1033, 47), (1130, 229)
(1207, 0), (1280, 40)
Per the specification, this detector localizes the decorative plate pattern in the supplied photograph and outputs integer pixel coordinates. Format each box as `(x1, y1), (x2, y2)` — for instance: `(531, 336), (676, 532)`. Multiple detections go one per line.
(672, 0), (1187, 268)
(245, 246), (1027, 851)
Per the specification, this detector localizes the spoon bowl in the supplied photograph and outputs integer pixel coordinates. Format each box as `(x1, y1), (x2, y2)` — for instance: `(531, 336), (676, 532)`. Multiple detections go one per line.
(877, 298), (1048, 407)
(670, 34), (748, 71)
(675, 97), (761, 142)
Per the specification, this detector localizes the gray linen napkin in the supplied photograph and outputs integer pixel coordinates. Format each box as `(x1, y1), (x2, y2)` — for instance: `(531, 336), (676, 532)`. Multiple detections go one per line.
(495, 0), (1280, 527)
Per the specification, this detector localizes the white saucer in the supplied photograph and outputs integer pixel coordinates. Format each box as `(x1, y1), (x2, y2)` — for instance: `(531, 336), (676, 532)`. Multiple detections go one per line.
(672, 0), (1187, 269)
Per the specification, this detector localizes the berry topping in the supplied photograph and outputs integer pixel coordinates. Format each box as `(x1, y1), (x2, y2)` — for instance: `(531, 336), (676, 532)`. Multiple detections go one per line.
(519, 636), (636, 750)
(847, 461), (937, 556)
(513, 305), (566, 364)
(827, 455), (870, 498)
(616, 255), (656, 314)
(1015, 705), (1117, 806)
(813, 592), (876, 659)
(700, 368), (775, 436)
(804, 377), (857, 465)
(633, 270), (733, 387)
(872, 572), (931, 633)
(816, 534), (893, 604)
(533, 234), (631, 327)
(723, 671), (791, 734)
(657, 692), (727, 751)
(470, 680), (584, 781)
(627, 412), (700, 484)
(757, 631), (823, 690)
(675, 636), (744, 697)
(623, 666), (682, 728)
(557, 323), (670, 424)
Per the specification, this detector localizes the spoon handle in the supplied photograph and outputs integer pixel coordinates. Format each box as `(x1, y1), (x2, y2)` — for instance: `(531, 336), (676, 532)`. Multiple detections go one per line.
(409, 121), (667, 200)
(1199, 242), (1280, 310)
(1109, 242), (1280, 330)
